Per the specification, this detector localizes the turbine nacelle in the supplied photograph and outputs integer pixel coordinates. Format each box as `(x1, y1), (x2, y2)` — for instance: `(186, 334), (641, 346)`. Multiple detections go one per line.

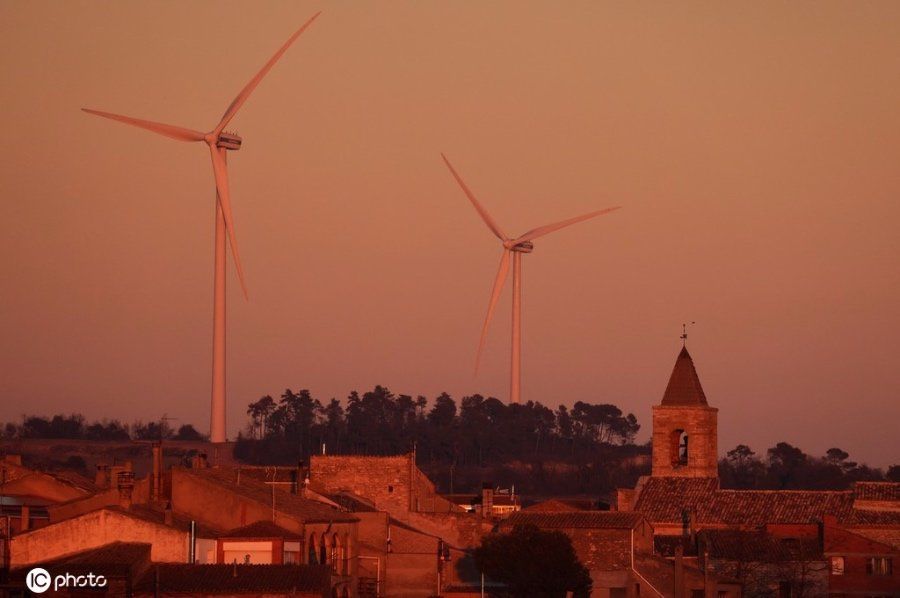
(216, 131), (242, 150)
(508, 240), (534, 253)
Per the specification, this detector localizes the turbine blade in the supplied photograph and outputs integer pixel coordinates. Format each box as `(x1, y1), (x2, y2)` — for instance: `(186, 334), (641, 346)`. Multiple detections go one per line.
(515, 206), (621, 244)
(441, 154), (508, 241)
(209, 146), (249, 300)
(215, 12), (321, 133)
(475, 249), (511, 375)
(81, 108), (204, 142)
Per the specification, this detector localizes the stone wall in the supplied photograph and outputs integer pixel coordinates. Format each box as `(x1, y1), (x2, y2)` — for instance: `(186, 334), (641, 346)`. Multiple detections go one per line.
(651, 405), (718, 478)
(10, 509), (187, 566)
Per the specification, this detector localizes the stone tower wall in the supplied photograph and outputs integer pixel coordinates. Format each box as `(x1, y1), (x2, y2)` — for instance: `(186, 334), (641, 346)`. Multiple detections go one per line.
(651, 405), (718, 477)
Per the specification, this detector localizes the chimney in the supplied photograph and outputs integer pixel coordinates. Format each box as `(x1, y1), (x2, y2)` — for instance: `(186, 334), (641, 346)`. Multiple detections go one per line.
(151, 442), (162, 502)
(117, 471), (135, 510)
(95, 464), (111, 489)
(164, 501), (174, 526)
(481, 483), (494, 518)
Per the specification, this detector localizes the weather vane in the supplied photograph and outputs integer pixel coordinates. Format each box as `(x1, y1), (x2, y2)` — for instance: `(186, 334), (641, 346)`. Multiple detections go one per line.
(681, 321), (696, 346)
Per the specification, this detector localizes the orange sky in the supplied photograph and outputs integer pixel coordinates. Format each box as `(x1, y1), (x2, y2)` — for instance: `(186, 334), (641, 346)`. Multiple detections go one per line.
(1, 2), (898, 466)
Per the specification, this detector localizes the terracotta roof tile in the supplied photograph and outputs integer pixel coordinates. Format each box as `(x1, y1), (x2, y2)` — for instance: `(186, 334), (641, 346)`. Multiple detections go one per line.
(853, 482), (900, 502)
(699, 529), (823, 562)
(523, 498), (601, 512)
(633, 477), (855, 525)
(661, 347), (708, 406)
(844, 509), (900, 526)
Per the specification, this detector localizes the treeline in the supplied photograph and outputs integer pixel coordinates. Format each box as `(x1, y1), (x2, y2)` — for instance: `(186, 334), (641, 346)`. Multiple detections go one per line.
(1, 414), (207, 442)
(719, 443), (900, 490)
(236, 386), (648, 495)
(237, 385), (641, 465)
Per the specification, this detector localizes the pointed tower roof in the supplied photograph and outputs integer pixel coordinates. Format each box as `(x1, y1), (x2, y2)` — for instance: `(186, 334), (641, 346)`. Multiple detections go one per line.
(661, 346), (708, 406)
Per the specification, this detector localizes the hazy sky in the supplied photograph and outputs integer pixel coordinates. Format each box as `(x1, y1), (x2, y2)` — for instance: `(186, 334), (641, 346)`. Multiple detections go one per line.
(1, 2), (898, 466)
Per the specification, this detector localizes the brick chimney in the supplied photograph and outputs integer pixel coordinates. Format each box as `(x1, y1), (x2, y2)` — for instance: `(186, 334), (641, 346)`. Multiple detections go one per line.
(151, 442), (162, 502)
(117, 471), (135, 510)
(481, 483), (494, 518)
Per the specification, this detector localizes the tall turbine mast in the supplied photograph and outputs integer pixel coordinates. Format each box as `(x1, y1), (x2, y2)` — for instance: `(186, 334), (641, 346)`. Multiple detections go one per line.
(83, 13), (321, 442)
(441, 154), (620, 404)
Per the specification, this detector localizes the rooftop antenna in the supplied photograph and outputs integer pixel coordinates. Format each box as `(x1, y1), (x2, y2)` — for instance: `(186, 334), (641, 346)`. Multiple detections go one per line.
(160, 414), (178, 440)
(681, 321), (696, 347)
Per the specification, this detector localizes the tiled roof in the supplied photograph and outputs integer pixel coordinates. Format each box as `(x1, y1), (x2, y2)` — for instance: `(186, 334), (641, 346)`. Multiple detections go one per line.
(661, 347), (708, 406)
(500, 511), (644, 530)
(699, 529), (823, 562)
(709, 490), (854, 525)
(633, 477), (854, 525)
(632, 477), (719, 522)
(182, 467), (357, 524)
(524, 498), (601, 512)
(222, 520), (303, 539)
(853, 482), (900, 502)
(844, 509), (900, 526)
(135, 563), (332, 594)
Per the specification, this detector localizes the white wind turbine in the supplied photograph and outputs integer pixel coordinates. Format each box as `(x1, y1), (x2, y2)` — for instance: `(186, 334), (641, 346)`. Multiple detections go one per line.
(442, 154), (620, 404)
(83, 13), (321, 443)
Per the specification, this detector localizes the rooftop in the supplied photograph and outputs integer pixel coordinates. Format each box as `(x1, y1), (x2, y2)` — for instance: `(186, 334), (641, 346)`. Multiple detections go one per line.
(633, 477), (855, 525)
(181, 467), (357, 524)
(501, 511), (645, 530)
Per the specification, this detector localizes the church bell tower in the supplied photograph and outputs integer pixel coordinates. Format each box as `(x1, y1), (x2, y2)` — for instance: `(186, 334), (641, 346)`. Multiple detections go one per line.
(651, 346), (718, 478)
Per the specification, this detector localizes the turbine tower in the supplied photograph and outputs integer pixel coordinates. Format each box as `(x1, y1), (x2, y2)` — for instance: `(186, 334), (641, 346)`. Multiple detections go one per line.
(442, 154), (620, 404)
(83, 13), (321, 443)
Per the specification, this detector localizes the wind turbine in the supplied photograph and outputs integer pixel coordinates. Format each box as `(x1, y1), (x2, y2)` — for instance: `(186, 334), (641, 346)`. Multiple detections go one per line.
(83, 13), (321, 443)
(441, 154), (620, 404)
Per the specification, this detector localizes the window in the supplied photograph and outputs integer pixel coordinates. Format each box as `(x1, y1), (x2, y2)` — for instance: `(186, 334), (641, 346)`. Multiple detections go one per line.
(867, 557), (892, 576)
(831, 556), (845, 575)
(670, 429), (688, 466)
(284, 549), (300, 564)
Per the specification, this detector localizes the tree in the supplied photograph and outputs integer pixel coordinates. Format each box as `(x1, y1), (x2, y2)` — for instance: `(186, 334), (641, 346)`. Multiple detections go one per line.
(767, 442), (808, 489)
(721, 444), (765, 489)
(474, 524), (592, 598)
(173, 424), (206, 441)
(887, 465), (900, 483)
